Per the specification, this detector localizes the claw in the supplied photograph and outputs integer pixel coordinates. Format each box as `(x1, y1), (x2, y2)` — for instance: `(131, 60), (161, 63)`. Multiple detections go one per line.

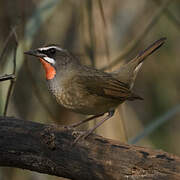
(73, 130), (92, 144)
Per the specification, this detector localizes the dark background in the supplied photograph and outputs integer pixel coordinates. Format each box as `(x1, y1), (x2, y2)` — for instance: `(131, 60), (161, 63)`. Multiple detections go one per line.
(0, 0), (179, 179)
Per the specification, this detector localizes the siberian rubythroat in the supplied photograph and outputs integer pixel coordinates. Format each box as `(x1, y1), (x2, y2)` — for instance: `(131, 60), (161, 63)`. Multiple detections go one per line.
(24, 38), (166, 141)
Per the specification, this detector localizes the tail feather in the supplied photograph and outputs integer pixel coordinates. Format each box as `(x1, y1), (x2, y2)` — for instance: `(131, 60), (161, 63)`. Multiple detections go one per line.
(113, 37), (166, 88)
(132, 37), (166, 66)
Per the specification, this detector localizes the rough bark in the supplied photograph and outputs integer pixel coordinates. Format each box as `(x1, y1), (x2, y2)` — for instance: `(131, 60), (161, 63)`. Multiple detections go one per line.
(0, 116), (179, 180)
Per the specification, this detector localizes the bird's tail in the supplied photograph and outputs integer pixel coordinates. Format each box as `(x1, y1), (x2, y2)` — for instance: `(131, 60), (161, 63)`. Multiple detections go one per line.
(130, 37), (166, 67)
(113, 37), (166, 89)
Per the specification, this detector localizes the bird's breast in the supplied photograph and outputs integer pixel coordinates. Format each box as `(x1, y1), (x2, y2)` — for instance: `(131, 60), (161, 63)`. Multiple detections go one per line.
(47, 77), (119, 115)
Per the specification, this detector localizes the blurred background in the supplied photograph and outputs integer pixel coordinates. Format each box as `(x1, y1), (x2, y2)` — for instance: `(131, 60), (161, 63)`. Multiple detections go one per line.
(0, 0), (180, 179)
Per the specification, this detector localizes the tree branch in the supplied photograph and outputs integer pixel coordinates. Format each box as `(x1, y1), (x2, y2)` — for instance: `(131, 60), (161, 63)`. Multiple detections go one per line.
(0, 117), (179, 180)
(0, 74), (16, 82)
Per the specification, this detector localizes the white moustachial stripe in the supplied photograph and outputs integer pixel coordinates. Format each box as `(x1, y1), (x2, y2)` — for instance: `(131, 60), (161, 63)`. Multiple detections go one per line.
(43, 56), (56, 65)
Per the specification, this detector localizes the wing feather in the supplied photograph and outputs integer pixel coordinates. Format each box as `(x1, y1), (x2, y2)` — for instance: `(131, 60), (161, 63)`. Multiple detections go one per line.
(75, 72), (134, 101)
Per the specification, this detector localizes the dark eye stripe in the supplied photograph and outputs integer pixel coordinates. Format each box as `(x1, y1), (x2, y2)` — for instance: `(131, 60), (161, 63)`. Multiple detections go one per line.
(41, 50), (47, 54)
(48, 48), (56, 54)
(39, 48), (56, 57)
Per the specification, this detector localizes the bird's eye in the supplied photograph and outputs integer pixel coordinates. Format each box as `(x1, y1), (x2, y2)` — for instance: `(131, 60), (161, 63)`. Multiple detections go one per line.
(49, 48), (56, 55)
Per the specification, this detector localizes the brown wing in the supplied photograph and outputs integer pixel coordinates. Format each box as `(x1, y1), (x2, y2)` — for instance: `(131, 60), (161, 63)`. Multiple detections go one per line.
(75, 69), (141, 101)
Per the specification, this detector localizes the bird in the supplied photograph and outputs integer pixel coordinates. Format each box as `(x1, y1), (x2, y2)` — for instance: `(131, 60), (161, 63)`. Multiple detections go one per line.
(24, 37), (166, 142)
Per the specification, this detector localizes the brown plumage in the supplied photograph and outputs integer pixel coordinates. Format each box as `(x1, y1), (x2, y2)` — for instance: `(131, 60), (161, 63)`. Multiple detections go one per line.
(24, 37), (166, 142)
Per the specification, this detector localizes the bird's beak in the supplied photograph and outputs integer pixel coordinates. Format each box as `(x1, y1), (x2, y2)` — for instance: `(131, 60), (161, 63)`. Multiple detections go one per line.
(24, 49), (45, 58)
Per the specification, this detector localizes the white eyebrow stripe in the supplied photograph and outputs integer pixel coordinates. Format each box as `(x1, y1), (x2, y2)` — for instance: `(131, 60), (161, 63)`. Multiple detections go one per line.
(38, 46), (63, 51)
(43, 56), (56, 65)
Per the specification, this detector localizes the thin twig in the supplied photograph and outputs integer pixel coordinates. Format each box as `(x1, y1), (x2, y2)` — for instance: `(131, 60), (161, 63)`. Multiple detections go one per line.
(0, 74), (16, 82)
(85, 0), (96, 67)
(0, 27), (17, 64)
(101, 0), (172, 71)
(153, 0), (180, 30)
(3, 81), (15, 116)
(3, 29), (18, 116)
(98, 0), (111, 65)
(129, 105), (180, 144)
(12, 29), (18, 74)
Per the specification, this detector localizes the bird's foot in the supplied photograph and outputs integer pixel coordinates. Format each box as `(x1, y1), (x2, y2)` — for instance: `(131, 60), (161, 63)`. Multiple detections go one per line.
(73, 129), (93, 145)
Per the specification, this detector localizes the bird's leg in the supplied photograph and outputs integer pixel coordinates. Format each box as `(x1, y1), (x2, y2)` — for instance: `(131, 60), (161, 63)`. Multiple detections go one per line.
(74, 110), (115, 144)
(66, 113), (104, 129)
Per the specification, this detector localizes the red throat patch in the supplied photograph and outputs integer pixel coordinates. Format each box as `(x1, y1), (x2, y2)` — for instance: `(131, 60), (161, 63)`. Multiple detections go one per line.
(39, 58), (56, 80)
